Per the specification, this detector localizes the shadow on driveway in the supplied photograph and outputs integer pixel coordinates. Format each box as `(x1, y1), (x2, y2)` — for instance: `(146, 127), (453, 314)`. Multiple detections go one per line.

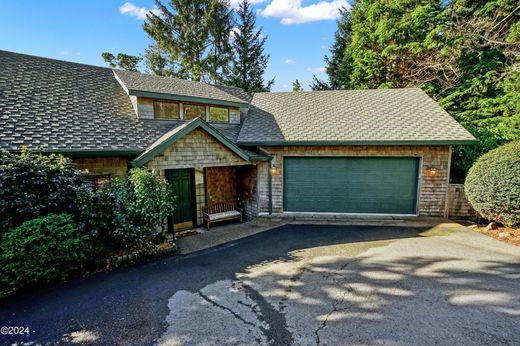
(1, 224), (519, 345)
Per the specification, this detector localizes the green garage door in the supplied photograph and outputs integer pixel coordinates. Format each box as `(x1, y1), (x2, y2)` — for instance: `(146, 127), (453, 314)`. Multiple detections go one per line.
(283, 157), (419, 214)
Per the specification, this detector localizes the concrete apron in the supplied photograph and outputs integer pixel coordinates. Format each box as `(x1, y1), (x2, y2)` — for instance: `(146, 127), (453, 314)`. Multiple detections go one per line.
(176, 215), (467, 255)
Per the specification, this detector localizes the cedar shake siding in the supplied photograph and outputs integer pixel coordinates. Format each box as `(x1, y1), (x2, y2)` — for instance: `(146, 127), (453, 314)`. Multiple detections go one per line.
(73, 157), (128, 179)
(145, 128), (249, 172)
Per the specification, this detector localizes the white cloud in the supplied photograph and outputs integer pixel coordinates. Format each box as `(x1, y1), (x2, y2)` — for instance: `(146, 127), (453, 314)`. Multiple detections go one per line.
(119, 2), (158, 20)
(261, 0), (349, 24)
(229, 0), (267, 9)
(321, 44), (328, 50)
(307, 66), (326, 73)
(284, 58), (296, 64)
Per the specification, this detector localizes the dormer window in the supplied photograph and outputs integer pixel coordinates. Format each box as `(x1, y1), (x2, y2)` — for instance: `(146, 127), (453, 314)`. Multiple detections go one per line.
(184, 104), (206, 120)
(154, 101), (179, 120)
(209, 106), (229, 123)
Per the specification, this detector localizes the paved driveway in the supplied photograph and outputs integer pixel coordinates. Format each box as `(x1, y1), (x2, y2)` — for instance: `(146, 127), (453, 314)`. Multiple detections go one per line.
(1, 223), (519, 345)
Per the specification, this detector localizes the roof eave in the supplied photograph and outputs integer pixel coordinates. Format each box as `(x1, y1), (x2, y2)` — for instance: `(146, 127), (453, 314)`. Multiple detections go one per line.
(5, 148), (144, 158)
(128, 89), (249, 108)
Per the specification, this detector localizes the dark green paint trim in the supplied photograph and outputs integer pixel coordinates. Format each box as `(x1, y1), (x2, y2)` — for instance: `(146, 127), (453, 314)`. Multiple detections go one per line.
(237, 139), (477, 147)
(128, 89), (248, 108)
(131, 118), (250, 167)
(245, 154), (272, 161)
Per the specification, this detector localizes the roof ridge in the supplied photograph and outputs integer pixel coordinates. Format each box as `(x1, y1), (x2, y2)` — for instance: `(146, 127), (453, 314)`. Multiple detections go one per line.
(252, 87), (422, 95)
(114, 69), (248, 93)
(0, 49), (111, 71)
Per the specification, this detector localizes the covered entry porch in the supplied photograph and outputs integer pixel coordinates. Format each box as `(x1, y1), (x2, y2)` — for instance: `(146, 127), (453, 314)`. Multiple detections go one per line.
(164, 164), (258, 231)
(130, 118), (268, 232)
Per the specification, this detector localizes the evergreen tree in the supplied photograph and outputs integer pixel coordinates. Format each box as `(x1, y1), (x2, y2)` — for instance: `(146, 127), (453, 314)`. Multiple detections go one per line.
(229, 0), (274, 93)
(292, 79), (303, 92)
(321, 0), (520, 180)
(101, 52), (142, 71)
(143, 0), (234, 83)
(337, 0), (444, 89)
(311, 7), (352, 90)
(310, 75), (331, 90)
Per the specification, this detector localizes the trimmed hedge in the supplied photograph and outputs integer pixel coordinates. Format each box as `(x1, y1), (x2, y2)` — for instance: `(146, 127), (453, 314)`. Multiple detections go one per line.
(0, 213), (89, 296)
(465, 141), (520, 227)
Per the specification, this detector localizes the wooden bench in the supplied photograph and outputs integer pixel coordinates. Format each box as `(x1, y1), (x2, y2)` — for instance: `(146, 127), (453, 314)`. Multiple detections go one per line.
(202, 202), (243, 231)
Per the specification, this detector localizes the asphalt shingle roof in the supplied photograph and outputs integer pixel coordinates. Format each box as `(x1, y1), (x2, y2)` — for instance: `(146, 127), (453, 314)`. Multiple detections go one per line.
(114, 70), (251, 104)
(0, 50), (475, 155)
(0, 50), (240, 153)
(237, 89), (475, 145)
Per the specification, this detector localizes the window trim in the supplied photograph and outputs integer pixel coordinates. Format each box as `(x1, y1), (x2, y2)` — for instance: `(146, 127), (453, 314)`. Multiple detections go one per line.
(153, 100), (180, 120)
(209, 106), (230, 123)
(183, 103), (207, 120)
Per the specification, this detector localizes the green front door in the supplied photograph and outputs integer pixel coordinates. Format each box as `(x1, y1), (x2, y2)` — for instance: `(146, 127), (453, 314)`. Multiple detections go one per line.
(165, 168), (195, 229)
(283, 157), (419, 214)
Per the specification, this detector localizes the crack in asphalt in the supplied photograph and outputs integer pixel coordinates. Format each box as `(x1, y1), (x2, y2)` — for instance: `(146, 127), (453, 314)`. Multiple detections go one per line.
(196, 281), (293, 346)
(196, 290), (260, 330)
(242, 283), (294, 346)
(274, 259), (315, 314)
(314, 260), (358, 345)
(314, 288), (352, 346)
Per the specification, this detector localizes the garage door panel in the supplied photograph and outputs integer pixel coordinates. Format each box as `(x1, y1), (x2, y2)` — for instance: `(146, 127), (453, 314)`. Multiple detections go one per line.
(283, 157), (419, 214)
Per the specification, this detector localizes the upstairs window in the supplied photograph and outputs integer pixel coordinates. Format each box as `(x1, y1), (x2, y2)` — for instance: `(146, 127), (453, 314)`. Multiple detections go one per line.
(183, 104), (206, 120)
(209, 106), (229, 122)
(154, 101), (179, 119)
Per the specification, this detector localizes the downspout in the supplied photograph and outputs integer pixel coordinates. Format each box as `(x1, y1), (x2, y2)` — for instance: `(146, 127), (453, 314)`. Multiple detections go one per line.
(444, 146), (453, 218)
(268, 159), (273, 215)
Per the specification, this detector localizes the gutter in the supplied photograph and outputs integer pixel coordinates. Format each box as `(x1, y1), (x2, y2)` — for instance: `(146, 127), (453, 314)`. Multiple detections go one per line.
(127, 89), (249, 108)
(236, 139), (478, 147)
(8, 148), (143, 158)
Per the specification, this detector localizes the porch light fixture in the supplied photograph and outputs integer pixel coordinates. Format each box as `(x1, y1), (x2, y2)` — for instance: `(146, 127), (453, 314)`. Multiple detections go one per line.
(425, 166), (438, 177)
(269, 158), (281, 176)
(269, 165), (281, 176)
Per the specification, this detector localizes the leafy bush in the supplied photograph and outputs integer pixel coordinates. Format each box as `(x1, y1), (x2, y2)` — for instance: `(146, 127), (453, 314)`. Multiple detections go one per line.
(0, 148), (86, 232)
(450, 126), (511, 183)
(76, 184), (118, 255)
(0, 213), (89, 296)
(465, 141), (520, 227)
(78, 168), (175, 253)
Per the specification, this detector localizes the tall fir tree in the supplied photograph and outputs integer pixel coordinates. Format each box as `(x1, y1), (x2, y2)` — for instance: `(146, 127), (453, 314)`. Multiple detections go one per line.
(321, 0), (520, 180)
(292, 79), (303, 92)
(143, 0), (234, 83)
(229, 0), (274, 93)
(311, 7), (352, 91)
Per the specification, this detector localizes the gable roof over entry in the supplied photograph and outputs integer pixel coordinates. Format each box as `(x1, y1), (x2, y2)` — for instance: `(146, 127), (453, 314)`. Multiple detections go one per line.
(131, 118), (259, 167)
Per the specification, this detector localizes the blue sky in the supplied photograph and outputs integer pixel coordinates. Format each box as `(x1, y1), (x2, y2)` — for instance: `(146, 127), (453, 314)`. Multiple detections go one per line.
(0, 0), (350, 91)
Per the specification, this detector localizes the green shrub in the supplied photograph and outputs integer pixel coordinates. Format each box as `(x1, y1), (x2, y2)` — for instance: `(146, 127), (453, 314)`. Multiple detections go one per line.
(465, 141), (520, 227)
(450, 126), (511, 183)
(76, 184), (118, 256)
(0, 148), (86, 232)
(78, 168), (175, 253)
(0, 213), (89, 296)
